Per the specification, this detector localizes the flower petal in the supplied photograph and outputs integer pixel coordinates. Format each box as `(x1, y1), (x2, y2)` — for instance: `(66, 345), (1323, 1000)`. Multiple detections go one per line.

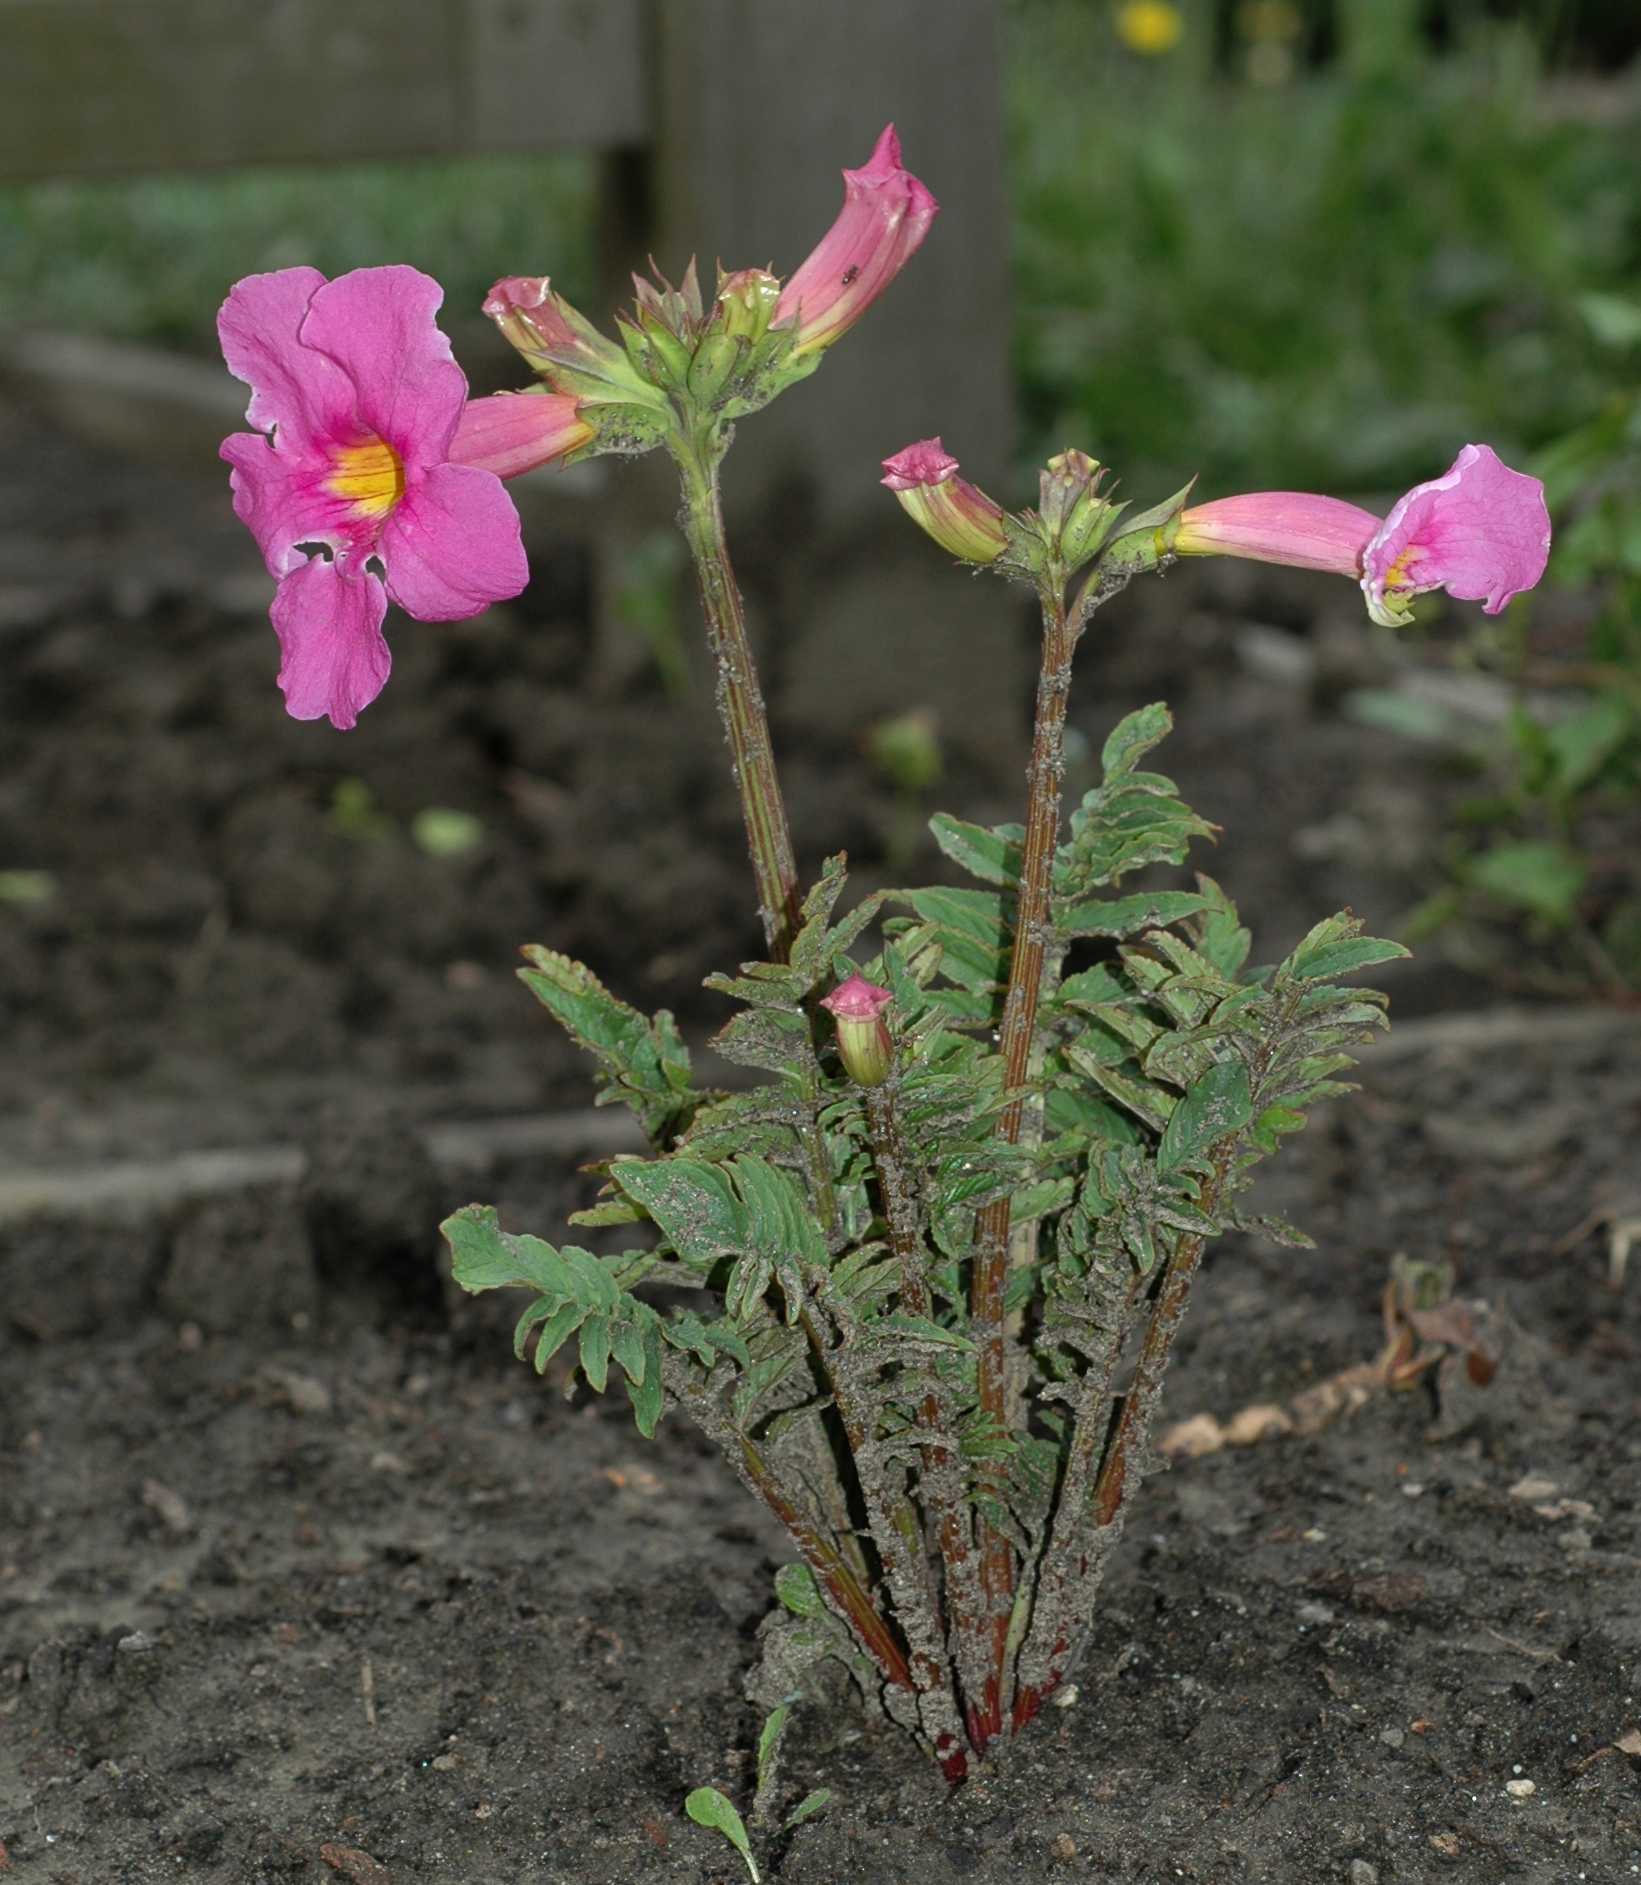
(221, 430), (373, 578)
(1362, 444), (1551, 626)
(449, 393), (595, 480)
(297, 265), (469, 466)
(269, 555), (391, 730)
(774, 124), (939, 355)
(379, 462), (528, 621)
(1173, 493), (1381, 574)
(218, 267), (356, 455)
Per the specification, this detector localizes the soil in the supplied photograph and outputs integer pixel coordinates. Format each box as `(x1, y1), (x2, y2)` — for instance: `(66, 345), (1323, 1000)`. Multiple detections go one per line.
(3, 390), (1639, 1883)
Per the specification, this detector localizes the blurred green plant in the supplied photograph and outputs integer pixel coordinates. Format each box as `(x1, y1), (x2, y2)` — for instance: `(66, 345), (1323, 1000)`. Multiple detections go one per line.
(0, 153), (595, 377)
(863, 708), (944, 873)
(1406, 346), (1641, 999)
(1009, 0), (1639, 496)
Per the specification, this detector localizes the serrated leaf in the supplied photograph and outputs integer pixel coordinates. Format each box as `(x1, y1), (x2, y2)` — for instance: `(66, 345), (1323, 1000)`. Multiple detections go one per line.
(577, 1314), (613, 1392)
(609, 1314), (648, 1387)
(612, 1158), (748, 1267)
(1287, 934), (1413, 981)
(1058, 889), (1210, 937)
(516, 948), (694, 1139)
(1101, 702), (1174, 778)
(625, 1315), (665, 1437)
(518, 1297), (589, 1372)
(928, 813), (1022, 887)
(1157, 1060), (1253, 1172)
(712, 1004), (815, 1078)
(870, 1314), (976, 1351)
(442, 1205), (560, 1294)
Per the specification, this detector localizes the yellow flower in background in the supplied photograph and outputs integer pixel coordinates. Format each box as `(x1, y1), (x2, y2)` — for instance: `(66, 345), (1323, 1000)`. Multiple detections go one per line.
(1115, 1), (1185, 56)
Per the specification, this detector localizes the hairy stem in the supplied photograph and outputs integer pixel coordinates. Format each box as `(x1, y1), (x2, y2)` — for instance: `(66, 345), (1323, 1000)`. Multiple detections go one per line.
(966, 575), (1076, 1739)
(864, 1084), (991, 1736)
(668, 1356), (912, 1693)
(1016, 1142), (1238, 1724)
(673, 437), (803, 961)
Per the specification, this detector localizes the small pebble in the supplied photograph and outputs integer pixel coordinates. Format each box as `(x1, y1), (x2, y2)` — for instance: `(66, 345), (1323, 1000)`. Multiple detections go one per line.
(1508, 1475), (1558, 1502)
(1379, 1727), (1405, 1749)
(1349, 1862), (1379, 1885)
(1052, 1832), (1078, 1860)
(1505, 1778), (1536, 1800)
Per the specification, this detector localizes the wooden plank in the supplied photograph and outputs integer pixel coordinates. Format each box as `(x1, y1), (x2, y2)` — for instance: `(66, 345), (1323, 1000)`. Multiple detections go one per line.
(0, 0), (646, 180)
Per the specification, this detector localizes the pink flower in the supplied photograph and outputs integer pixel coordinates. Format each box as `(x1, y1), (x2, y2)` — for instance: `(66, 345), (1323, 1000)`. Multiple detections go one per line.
(1173, 445), (1550, 626)
(1359, 444), (1552, 627)
(881, 438), (1008, 565)
(774, 125), (939, 356)
(220, 265), (537, 730)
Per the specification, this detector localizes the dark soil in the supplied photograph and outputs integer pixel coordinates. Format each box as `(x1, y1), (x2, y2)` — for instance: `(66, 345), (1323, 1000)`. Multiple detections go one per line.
(3, 393), (1639, 1883)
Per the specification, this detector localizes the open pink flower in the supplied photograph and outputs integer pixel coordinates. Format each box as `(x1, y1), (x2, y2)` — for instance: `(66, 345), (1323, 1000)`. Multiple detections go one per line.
(1359, 444), (1552, 626)
(1173, 445), (1550, 626)
(774, 125), (939, 356)
(220, 265), (544, 729)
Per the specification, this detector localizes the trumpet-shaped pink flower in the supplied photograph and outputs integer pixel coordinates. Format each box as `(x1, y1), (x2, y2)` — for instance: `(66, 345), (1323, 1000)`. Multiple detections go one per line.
(774, 124), (939, 356)
(220, 265), (547, 730)
(881, 438), (1008, 564)
(1359, 444), (1552, 626)
(1173, 445), (1550, 626)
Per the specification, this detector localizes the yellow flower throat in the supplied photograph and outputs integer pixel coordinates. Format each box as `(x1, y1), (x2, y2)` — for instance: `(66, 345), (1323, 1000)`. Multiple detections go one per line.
(328, 438), (405, 518)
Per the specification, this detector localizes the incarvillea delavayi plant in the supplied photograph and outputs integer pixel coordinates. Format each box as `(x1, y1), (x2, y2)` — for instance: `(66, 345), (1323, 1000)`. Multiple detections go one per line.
(216, 125), (1549, 1784)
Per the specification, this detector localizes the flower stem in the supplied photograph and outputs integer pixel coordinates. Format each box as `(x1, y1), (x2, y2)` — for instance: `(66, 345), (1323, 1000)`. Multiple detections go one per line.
(672, 436), (803, 961)
(967, 573), (1077, 1742)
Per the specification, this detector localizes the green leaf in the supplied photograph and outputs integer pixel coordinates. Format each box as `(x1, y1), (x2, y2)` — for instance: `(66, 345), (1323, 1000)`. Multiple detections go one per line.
(1058, 889), (1209, 937)
(711, 1004), (814, 1077)
(774, 1562), (825, 1617)
(1283, 915), (1413, 982)
(625, 1315), (665, 1438)
(517, 1297), (590, 1372)
(685, 1787), (759, 1884)
(1468, 840), (1587, 926)
(756, 1705), (791, 1790)
(1157, 1060), (1253, 1173)
(517, 948), (694, 1139)
(928, 813), (1022, 887)
(612, 1158), (748, 1267)
(785, 1789), (832, 1830)
(1101, 702), (1174, 777)
(870, 1314), (976, 1351)
(442, 1206), (572, 1296)
(577, 1314), (613, 1392)
(1545, 694), (1629, 793)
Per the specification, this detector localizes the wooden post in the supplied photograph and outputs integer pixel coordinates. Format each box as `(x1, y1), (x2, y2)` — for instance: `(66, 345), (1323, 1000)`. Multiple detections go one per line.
(647, 1), (1026, 767)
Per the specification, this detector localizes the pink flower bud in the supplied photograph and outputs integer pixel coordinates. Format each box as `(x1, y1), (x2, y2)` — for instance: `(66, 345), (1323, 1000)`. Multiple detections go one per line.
(484, 276), (657, 406)
(881, 437), (1009, 565)
(819, 972), (895, 1088)
(449, 392), (595, 479)
(774, 125), (938, 357)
